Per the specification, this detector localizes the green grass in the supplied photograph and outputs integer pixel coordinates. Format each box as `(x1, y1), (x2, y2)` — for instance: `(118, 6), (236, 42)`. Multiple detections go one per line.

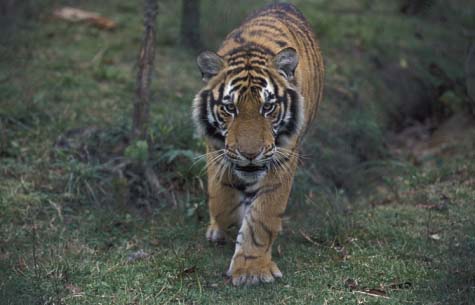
(1, 0), (475, 304)
(2, 162), (474, 304)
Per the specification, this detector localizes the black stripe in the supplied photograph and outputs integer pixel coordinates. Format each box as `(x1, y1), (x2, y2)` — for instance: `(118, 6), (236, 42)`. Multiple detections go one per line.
(250, 22), (289, 38)
(215, 83), (225, 101)
(285, 21), (315, 69)
(244, 190), (258, 198)
(228, 59), (246, 65)
(226, 42), (275, 58)
(198, 90), (225, 143)
(267, 72), (281, 98)
(276, 89), (299, 141)
(222, 182), (255, 192)
(258, 183), (282, 197)
(209, 84), (225, 130)
(227, 67), (245, 76)
(228, 65), (266, 76)
(243, 3), (306, 25)
(228, 51), (268, 62)
(278, 87), (288, 122)
(229, 84), (242, 94)
(230, 75), (248, 86)
(247, 221), (264, 248)
(250, 59), (267, 65)
(198, 90), (210, 125)
(228, 29), (245, 44)
(273, 3), (307, 20)
(258, 220), (273, 252)
(250, 66), (265, 74)
(229, 202), (242, 215)
(250, 76), (267, 86)
(248, 210), (257, 223)
(261, 8), (317, 61)
(248, 30), (290, 48)
(277, 101), (286, 126)
(213, 104), (224, 125)
(241, 196), (254, 206)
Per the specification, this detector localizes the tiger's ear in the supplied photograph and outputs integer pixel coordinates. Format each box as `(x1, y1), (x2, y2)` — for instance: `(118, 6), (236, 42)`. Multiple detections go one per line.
(273, 47), (299, 81)
(197, 51), (224, 82)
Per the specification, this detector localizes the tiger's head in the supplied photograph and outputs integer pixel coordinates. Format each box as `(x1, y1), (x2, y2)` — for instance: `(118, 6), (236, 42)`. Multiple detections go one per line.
(192, 47), (303, 182)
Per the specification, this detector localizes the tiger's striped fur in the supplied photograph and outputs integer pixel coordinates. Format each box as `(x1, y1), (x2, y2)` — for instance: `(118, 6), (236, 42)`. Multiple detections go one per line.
(192, 3), (324, 286)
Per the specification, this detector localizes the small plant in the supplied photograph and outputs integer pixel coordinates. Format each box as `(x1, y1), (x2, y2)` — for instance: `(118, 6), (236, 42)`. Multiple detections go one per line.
(124, 140), (149, 163)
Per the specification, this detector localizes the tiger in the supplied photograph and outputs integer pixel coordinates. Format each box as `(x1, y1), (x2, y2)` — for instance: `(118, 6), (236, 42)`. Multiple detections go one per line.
(192, 3), (324, 286)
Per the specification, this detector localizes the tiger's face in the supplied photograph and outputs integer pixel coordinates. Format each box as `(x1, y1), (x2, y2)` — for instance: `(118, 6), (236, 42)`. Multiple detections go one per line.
(193, 48), (303, 182)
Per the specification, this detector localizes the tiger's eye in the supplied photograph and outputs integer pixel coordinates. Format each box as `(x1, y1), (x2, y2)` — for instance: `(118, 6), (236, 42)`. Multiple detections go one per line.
(224, 103), (236, 113)
(262, 103), (273, 112)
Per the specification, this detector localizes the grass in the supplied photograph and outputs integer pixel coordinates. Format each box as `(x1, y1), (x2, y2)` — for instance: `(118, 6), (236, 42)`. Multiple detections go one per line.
(1, 0), (474, 304)
(2, 160), (474, 304)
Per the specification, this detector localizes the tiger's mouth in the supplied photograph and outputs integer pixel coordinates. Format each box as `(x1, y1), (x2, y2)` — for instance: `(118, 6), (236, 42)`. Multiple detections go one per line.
(234, 164), (267, 173)
(224, 151), (271, 181)
(232, 163), (268, 182)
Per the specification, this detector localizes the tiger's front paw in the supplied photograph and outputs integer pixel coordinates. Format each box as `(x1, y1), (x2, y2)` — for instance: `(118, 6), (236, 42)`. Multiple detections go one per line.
(226, 254), (282, 286)
(206, 223), (226, 244)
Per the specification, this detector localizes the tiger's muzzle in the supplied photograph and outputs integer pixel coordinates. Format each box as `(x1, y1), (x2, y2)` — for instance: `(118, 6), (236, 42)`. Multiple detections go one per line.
(225, 144), (275, 179)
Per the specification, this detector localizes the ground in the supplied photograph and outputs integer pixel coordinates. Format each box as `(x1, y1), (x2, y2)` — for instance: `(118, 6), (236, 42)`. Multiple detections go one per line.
(1, 0), (474, 304)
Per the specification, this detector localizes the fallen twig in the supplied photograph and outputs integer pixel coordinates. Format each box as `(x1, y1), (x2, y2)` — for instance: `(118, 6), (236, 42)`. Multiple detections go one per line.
(299, 229), (320, 246)
(353, 290), (390, 299)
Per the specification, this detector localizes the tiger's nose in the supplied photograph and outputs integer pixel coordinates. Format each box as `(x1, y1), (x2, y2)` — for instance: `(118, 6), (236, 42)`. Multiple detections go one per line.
(239, 149), (261, 161)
